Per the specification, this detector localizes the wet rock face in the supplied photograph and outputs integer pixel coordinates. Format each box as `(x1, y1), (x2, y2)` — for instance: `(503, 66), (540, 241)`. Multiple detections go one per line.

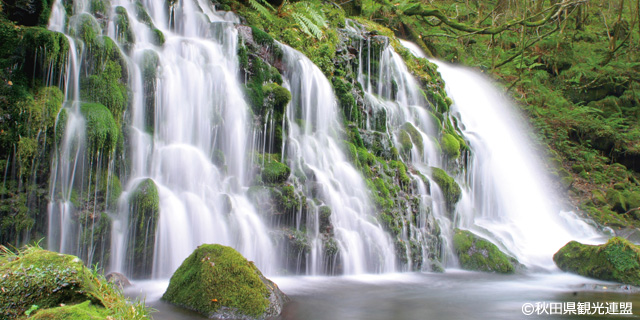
(162, 244), (289, 319)
(453, 229), (519, 273)
(554, 237), (640, 286)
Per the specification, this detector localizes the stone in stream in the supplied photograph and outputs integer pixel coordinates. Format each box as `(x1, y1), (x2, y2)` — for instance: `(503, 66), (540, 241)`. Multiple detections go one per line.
(554, 237), (640, 286)
(162, 244), (289, 319)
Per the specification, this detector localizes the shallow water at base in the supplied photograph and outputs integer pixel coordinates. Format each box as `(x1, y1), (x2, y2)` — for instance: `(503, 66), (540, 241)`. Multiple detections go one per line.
(127, 272), (640, 320)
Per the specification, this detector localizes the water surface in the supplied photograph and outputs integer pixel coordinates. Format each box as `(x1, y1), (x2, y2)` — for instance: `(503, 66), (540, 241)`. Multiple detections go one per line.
(127, 271), (640, 320)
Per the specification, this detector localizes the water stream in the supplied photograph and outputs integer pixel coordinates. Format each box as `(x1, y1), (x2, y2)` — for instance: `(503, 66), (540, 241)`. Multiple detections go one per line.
(41, 0), (624, 317)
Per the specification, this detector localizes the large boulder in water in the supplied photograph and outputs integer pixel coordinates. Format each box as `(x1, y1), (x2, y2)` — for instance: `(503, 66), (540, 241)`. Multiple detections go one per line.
(554, 237), (640, 285)
(452, 229), (519, 273)
(162, 244), (289, 319)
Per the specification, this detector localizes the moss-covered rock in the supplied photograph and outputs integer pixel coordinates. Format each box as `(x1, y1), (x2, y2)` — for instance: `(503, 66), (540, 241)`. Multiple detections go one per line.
(554, 237), (640, 286)
(114, 6), (135, 54)
(31, 300), (109, 319)
(0, 247), (150, 319)
(441, 133), (461, 159)
(126, 178), (159, 279)
(261, 160), (291, 184)
(162, 244), (289, 319)
(80, 103), (120, 156)
(430, 167), (461, 212)
(453, 229), (518, 273)
(0, 248), (103, 319)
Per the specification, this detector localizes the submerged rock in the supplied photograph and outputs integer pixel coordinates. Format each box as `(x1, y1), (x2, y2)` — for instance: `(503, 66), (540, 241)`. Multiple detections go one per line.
(554, 237), (640, 286)
(162, 244), (289, 319)
(453, 229), (518, 273)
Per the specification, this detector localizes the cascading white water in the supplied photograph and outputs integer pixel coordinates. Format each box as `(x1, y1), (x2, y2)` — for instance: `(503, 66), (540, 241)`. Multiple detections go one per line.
(112, 0), (277, 277)
(399, 40), (600, 269)
(47, 0), (277, 277)
(280, 44), (396, 274)
(433, 61), (600, 269)
(347, 25), (456, 269)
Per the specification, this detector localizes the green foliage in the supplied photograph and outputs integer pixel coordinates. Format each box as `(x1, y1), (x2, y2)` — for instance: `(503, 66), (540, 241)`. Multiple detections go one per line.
(554, 237), (640, 286)
(114, 6), (135, 53)
(430, 167), (461, 212)
(290, 2), (328, 40)
(261, 158), (291, 184)
(80, 59), (128, 124)
(263, 83), (291, 113)
(31, 300), (109, 319)
(80, 103), (119, 156)
(0, 246), (150, 319)
(453, 229), (517, 273)
(440, 133), (460, 159)
(127, 178), (159, 278)
(248, 0), (275, 23)
(239, 0), (342, 75)
(162, 244), (272, 318)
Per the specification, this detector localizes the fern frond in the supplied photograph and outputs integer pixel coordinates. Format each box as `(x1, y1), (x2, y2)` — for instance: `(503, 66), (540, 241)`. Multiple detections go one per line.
(299, 14), (323, 39)
(248, 0), (275, 22)
(303, 3), (327, 28)
(292, 13), (312, 37)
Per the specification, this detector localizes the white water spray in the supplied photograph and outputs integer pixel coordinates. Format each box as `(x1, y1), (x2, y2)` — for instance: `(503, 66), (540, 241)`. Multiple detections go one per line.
(281, 44), (396, 274)
(400, 40), (600, 268)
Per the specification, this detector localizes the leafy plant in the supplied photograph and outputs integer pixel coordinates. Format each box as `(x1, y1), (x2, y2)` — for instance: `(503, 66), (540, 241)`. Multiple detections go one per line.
(248, 0), (275, 22)
(290, 2), (328, 39)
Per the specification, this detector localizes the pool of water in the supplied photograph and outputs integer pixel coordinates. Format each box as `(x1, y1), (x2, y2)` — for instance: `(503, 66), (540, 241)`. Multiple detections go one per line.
(126, 271), (640, 320)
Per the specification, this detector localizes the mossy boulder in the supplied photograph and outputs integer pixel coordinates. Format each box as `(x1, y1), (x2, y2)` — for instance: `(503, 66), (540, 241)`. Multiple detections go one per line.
(453, 229), (518, 273)
(554, 237), (640, 286)
(80, 103), (120, 156)
(162, 244), (289, 319)
(126, 178), (160, 279)
(399, 122), (423, 155)
(441, 133), (461, 159)
(261, 160), (291, 184)
(430, 167), (461, 212)
(114, 6), (135, 54)
(31, 300), (109, 319)
(0, 248), (103, 319)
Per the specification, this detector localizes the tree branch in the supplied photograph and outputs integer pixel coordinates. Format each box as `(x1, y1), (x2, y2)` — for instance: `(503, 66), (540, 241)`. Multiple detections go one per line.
(403, 0), (586, 35)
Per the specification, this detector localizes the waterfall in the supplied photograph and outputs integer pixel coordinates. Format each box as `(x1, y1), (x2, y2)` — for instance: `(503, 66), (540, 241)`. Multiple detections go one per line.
(399, 40), (600, 269)
(280, 44), (396, 274)
(349, 26), (456, 269)
(46, 0), (276, 277)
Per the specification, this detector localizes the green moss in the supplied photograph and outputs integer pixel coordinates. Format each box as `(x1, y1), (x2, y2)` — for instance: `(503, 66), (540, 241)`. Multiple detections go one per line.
(251, 25), (274, 47)
(162, 244), (273, 318)
(453, 229), (517, 273)
(114, 6), (135, 54)
(263, 83), (291, 113)
(554, 237), (640, 286)
(90, 0), (110, 16)
(401, 122), (423, 153)
(430, 167), (461, 212)
(261, 159), (291, 184)
(0, 246), (150, 319)
(0, 247), (102, 319)
(357, 147), (375, 166)
(80, 59), (129, 124)
(606, 189), (627, 214)
(31, 300), (109, 319)
(126, 178), (159, 278)
(80, 103), (119, 156)
(441, 133), (461, 159)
